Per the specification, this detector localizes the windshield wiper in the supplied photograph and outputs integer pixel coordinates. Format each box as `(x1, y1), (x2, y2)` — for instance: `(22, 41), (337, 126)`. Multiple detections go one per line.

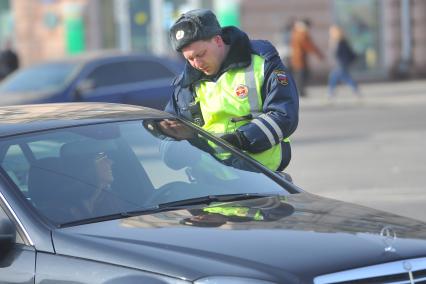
(153, 193), (276, 209)
(123, 193), (279, 218)
(58, 193), (277, 227)
(57, 206), (163, 228)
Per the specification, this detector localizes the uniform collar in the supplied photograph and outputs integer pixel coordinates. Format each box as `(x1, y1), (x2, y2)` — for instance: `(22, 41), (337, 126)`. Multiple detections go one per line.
(180, 26), (252, 87)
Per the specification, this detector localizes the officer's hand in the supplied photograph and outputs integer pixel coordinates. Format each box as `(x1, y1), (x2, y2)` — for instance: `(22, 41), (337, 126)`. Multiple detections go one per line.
(220, 131), (248, 150)
(158, 119), (196, 140)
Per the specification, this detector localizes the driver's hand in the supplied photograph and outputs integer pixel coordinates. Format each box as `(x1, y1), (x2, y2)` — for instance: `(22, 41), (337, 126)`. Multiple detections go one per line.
(158, 119), (196, 140)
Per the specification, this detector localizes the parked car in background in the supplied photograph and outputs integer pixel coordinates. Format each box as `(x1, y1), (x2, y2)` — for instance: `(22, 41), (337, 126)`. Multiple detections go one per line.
(0, 51), (183, 109)
(1, 102), (426, 283)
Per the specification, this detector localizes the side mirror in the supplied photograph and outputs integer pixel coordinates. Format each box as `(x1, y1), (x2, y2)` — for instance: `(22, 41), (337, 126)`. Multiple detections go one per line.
(0, 217), (16, 258)
(74, 79), (96, 101)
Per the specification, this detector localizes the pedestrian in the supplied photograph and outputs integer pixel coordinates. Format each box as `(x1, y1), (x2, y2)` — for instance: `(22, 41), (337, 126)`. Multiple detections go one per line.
(328, 24), (360, 99)
(165, 9), (299, 171)
(290, 18), (324, 98)
(0, 40), (19, 81)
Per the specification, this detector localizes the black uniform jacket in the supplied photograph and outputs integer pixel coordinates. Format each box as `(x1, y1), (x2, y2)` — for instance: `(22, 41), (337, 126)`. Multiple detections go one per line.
(165, 26), (299, 156)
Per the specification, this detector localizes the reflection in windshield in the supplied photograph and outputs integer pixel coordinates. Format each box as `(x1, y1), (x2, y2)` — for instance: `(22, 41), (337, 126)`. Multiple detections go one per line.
(0, 62), (78, 93)
(181, 196), (294, 227)
(0, 119), (288, 226)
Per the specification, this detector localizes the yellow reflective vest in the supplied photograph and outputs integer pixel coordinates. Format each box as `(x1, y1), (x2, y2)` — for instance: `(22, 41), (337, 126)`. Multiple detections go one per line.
(194, 55), (289, 170)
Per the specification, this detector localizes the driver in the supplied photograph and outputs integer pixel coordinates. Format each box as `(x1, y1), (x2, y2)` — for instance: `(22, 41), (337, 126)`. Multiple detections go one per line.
(60, 140), (134, 218)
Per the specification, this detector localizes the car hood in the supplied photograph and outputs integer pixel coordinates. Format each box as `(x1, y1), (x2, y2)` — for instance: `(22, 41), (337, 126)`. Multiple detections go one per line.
(52, 193), (426, 283)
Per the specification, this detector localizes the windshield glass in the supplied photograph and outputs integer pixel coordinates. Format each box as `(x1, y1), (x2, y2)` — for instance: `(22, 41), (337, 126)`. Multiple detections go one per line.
(0, 119), (289, 225)
(0, 62), (78, 93)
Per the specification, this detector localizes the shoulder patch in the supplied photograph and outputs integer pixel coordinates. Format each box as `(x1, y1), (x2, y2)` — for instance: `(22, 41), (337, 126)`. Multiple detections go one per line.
(273, 70), (289, 86)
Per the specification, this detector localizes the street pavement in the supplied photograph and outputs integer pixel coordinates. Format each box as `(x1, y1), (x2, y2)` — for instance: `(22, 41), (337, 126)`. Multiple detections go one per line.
(300, 79), (426, 107)
(286, 79), (426, 222)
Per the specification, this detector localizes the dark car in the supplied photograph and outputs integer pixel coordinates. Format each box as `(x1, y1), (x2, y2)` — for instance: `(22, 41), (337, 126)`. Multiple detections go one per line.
(1, 103), (426, 284)
(0, 51), (182, 109)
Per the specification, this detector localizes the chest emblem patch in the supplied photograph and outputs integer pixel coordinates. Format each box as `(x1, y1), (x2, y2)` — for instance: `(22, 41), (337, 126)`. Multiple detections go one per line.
(274, 70), (289, 86)
(235, 84), (249, 99)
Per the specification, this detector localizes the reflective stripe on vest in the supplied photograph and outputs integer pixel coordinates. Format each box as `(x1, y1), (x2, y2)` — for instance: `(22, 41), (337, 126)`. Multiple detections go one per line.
(244, 58), (289, 144)
(194, 54), (288, 170)
(244, 59), (262, 117)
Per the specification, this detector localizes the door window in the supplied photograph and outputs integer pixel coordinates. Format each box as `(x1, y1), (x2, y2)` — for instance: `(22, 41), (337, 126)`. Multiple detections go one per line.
(0, 204), (23, 243)
(1, 145), (30, 193)
(86, 60), (174, 89)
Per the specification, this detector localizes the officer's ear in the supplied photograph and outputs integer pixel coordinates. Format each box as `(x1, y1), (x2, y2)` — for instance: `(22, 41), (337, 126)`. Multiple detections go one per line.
(212, 35), (224, 47)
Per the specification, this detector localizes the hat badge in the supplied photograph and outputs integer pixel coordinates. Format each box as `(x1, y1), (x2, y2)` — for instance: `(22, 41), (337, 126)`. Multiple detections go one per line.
(176, 30), (185, 40)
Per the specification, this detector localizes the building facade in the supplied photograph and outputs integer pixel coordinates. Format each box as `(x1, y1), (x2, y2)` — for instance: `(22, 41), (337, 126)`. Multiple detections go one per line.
(241, 0), (426, 81)
(1, 0), (425, 81)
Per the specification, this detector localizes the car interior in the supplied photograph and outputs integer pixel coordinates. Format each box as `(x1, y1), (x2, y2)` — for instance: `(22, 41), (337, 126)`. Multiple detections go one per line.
(0, 128), (156, 225)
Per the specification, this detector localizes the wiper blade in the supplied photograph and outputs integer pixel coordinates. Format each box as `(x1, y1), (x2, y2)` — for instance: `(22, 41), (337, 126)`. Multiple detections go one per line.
(58, 194), (277, 227)
(58, 206), (164, 227)
(58, 212), (130, 228)
(155, 193), (275, 208)
(122, 193), (275, 218)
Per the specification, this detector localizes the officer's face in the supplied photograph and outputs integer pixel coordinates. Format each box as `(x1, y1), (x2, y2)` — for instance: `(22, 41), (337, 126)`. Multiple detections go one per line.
(182, 36), (226, 76)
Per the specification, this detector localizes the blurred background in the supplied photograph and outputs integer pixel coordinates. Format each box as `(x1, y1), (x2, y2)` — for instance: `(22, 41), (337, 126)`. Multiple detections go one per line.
(0, 0), (424, 82)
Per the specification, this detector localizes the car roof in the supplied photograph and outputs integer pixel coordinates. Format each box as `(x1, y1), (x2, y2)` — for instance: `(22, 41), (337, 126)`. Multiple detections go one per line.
(0, 102), (173, 138)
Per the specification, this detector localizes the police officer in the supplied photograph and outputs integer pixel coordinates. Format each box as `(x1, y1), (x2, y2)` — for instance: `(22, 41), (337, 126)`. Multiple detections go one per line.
(166, 9), (299, 171)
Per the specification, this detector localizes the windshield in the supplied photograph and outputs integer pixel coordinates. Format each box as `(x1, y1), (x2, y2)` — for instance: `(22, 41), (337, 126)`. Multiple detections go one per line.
(0, 119), (289, 226)
(0, 62), (78, 93)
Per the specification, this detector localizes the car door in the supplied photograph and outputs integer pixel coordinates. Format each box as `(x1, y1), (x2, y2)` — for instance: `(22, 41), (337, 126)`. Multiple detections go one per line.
(76, 59), (176, 110)
(0, 203), (36, 284)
